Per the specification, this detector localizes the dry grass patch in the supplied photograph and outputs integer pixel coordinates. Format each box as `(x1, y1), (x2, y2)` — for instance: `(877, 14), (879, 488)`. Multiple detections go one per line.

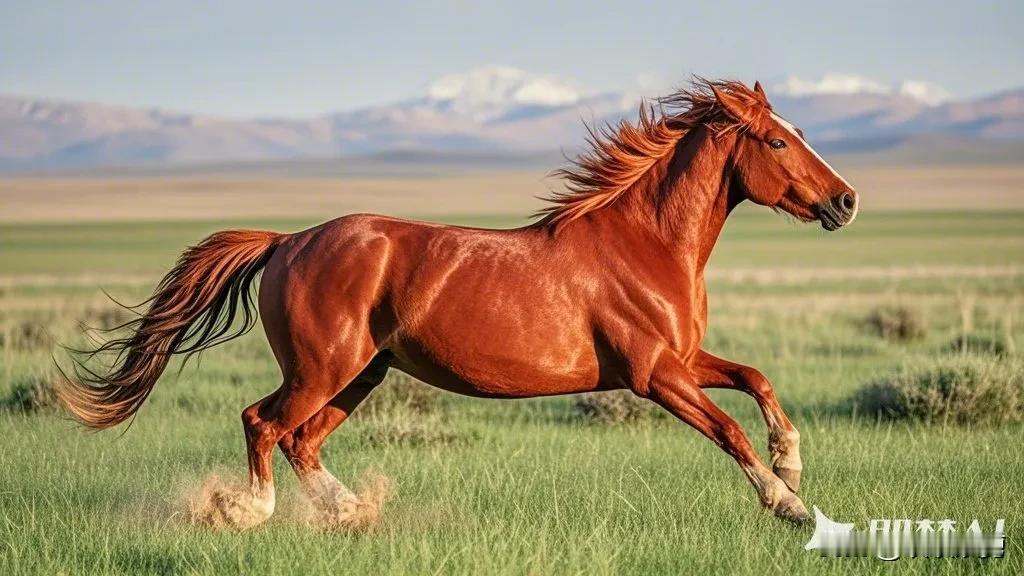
(1, 373), (59, 413)
(946, 333), (1013, 357)
(863, 305), (927, 342)
(80, 305), (135, 330)
(354, 372), (467, 446)
(572, 390), (663, 424)
(356, 412), (469, 447)
(1, 320), (54, 351)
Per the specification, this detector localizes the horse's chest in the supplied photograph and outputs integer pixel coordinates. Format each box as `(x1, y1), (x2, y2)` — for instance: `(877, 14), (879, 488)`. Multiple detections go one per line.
(633, 276), (708, 354)
(690, 281), (709, 345)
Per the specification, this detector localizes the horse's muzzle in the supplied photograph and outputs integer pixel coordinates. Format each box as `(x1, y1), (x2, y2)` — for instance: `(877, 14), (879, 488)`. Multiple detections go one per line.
(817, 192), (858, 231)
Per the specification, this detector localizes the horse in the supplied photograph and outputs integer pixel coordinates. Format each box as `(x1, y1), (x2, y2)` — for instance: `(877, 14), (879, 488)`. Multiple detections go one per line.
(59, 78), (859, 529)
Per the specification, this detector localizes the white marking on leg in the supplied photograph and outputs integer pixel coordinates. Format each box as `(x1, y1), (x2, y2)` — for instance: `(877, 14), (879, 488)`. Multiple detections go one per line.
(251, 482), (276, 518)
(299, 467), (372, 529)
(741, 463), (786, 507)
(303, 468), (356, 502)
(770, 428), (803, 470)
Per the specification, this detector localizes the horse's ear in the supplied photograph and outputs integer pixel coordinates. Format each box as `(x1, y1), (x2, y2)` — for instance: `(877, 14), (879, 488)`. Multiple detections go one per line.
(711, 85), (756, 124)
(753, 81), (768, 102)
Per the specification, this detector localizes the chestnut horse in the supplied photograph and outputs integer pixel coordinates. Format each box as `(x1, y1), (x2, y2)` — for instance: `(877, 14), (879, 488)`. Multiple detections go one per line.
(60, 79), (858, 528)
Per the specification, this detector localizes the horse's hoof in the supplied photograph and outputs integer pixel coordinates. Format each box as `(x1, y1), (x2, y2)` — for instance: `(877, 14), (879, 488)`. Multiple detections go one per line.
(190, 484), (273, 530)
(774, 466), (801, 493)
(309, 494), (361, 529)
(773, 494), (811, 526)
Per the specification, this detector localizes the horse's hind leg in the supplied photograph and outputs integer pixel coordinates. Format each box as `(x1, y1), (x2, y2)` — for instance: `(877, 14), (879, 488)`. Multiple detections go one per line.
(199, 352), (375, 530)
(277, 353), (391, 527)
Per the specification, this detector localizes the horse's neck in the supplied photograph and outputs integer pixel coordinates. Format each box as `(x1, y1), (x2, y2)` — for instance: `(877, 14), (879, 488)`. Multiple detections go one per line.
(612, 128), (739, 272)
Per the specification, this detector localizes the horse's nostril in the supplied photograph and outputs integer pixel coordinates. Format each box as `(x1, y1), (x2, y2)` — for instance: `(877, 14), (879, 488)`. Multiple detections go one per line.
(840, 193), (855, 211)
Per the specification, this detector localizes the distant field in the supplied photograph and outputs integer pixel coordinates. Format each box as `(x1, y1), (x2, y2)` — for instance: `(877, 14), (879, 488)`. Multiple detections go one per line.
(2, 163), (1023, 223)
(1, 173), (1023, 574)
(3, 210), (1023, 280)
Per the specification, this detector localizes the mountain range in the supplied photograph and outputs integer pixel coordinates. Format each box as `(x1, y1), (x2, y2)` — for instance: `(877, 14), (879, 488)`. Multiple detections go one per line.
(2, 66), (1022, 171)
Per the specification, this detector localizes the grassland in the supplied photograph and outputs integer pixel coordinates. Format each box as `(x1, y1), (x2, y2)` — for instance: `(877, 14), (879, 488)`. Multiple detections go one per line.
(1, 179), (1023, 574)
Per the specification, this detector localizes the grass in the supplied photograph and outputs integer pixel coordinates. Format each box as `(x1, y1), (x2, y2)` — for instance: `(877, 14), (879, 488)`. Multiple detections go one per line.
(1, 208), (1023, 574)
(4, 209), (1024, 277)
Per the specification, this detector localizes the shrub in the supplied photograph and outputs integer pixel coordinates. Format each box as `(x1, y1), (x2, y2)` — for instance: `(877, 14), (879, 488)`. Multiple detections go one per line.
(2, 321), (53, 351)
(1, 374), (59, 413)
(349, 371), (462, 446)
(810, 341), (884, 359)
(864, 306), (926, 342)
(356, 412), (469, 447)
(572, 390), (663, 424)
(81, 305), (134, 330)
(946, 333), (1011, 357)
(850, 356), (1024, 425)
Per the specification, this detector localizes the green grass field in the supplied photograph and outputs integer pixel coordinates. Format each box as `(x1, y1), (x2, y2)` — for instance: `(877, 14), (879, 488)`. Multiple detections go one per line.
(1, 208), (1022, 575)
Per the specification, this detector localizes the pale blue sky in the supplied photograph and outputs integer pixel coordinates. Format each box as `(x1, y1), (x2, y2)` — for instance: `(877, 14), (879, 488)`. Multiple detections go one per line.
(1, 0), (1021, 117)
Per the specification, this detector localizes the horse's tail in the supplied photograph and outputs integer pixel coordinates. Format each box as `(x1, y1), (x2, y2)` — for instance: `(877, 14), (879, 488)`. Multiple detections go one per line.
(59, 229), (286, 430)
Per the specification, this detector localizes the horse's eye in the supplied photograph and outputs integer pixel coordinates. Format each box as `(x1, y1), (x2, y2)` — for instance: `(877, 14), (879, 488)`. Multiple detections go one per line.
(769, 139), (787, 150)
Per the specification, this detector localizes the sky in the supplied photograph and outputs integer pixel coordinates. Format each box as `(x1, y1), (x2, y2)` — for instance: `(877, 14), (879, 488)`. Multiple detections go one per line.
(1, 0), (1021, 118)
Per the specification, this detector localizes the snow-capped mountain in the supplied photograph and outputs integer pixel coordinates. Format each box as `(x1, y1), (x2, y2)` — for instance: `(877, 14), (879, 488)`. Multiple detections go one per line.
(772, 73), (951, 105)
(1, 67), (1021, 170)
(426, 65), (582, 122)
(766, 74), (1022, 146)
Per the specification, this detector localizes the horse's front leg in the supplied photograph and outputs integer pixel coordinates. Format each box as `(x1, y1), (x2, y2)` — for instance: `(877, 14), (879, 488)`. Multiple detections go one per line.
(645, 351), (809, 524)
(692, 350), (802, 492)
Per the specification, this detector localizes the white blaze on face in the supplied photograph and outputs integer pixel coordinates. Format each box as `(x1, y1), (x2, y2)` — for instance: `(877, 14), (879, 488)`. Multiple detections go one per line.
(770, 112), (854, 192)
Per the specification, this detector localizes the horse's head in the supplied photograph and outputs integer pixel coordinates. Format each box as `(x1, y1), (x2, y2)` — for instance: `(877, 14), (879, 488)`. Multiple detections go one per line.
(713, 82), (859, 231)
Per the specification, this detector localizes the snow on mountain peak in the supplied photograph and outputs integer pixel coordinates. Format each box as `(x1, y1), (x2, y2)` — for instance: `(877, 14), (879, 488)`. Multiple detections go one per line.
(772, 73), (950, 106)
(773, 73), (890, 97)
(426, 65), (581, 121)
(897, 80), (951, 106)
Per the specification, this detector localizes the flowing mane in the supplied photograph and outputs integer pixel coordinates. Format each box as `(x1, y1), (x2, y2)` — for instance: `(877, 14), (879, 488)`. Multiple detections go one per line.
(537, 79), (770, 228)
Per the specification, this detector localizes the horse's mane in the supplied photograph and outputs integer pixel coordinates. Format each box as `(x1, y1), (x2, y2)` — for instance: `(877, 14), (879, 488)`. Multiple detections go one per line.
(537, 79), (769, 229)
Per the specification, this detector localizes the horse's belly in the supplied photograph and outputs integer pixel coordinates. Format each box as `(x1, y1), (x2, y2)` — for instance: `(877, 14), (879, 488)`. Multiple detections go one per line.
(388, 327), (599, 398)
